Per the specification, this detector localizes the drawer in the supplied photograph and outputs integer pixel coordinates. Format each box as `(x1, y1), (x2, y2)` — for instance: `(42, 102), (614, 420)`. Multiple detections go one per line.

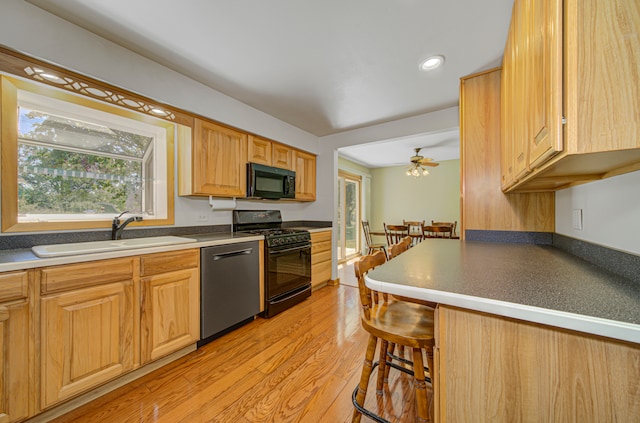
(140, 249), (199, 277)
(311, 231), (332, 243)
(0, 270), (29, 302)
(312, 240), (331, 254)
(41, 257), (136, 294)
(312, 261), (332, 285)
(312, 250), (332, 264)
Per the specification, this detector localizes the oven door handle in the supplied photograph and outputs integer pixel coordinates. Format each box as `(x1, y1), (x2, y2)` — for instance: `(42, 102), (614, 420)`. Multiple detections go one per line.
(268, 245), (310, 255)
(212, 248), (253, 261)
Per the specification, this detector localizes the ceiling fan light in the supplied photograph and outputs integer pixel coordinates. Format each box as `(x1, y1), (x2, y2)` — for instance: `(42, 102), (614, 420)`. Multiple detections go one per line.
(422, 169), (429, 176)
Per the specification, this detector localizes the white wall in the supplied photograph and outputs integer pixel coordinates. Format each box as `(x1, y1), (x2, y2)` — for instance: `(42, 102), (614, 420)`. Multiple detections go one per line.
(555, 170), (640, 255)
(0, 0), (330, 227)
(369, 159), (460, 231)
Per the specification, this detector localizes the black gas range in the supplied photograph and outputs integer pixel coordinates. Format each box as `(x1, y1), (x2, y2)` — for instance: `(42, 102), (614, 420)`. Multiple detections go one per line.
(233, 210), (311, 317)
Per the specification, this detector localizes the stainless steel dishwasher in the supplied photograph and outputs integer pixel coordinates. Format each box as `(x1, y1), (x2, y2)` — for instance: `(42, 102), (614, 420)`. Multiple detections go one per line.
(198, 240), (260, 347)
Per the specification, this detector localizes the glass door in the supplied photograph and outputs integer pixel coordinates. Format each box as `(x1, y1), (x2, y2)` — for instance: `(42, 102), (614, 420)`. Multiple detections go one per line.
(337, 171), (361, 263)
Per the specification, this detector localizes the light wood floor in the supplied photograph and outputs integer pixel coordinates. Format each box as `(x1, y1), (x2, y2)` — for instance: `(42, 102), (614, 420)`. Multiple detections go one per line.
(50, 285), (424, 423)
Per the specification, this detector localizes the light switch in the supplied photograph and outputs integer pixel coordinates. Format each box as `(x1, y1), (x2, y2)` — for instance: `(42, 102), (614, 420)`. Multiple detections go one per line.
(572, 209), (583, 231)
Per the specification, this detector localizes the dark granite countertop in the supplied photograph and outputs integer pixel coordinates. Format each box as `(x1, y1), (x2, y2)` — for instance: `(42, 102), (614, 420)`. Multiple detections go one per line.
(0, 232), (262, 272)
(365, 239), (640, 344)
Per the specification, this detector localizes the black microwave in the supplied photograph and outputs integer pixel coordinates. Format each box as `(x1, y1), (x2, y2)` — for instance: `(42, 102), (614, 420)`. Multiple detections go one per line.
(247, 162), (296, 199)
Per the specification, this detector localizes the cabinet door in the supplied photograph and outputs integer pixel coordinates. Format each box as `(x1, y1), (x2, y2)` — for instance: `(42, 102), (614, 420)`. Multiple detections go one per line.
(293, 151), (316, 201)
(248, 135), (272, 166)
(41, 281), (134, 408)
(512, 0), (529, 180)
(500, 14), (515, 190)
(272, 144), (293, 170)
(527, 0), (563, 168)
(0, 271), (32, 423)
(140, 268), (199, 363)
(193, 119), (247, 197)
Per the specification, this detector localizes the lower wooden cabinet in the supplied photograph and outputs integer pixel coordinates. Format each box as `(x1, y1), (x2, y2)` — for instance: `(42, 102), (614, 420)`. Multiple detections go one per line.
(40, 282), (135, 408)
(311, 230), (332, 289)
(0, 270), (33, 423)
(436, 305), (640, 421)
(140, 250), (200, 363)
(40, 259), (136, 409)
(31, 248), (200, 415)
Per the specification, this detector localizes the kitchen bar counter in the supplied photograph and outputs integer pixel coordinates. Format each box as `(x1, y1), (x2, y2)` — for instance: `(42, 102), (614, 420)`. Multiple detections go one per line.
(365, 239), (640, 343)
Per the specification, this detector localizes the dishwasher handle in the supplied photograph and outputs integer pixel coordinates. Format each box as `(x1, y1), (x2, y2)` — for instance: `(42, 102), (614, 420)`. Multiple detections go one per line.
(211, 248), (253, 261)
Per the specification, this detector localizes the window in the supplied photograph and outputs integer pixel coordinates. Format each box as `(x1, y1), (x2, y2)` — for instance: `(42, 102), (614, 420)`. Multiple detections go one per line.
(1, 75), (175, 232)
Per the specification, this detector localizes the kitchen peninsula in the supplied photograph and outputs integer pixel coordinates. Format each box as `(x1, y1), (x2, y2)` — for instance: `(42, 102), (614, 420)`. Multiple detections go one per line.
(366, 239), (640, 421)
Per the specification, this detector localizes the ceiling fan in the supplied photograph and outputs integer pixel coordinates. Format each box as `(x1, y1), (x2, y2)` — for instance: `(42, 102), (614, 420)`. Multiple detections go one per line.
(406, 147), (439, 177)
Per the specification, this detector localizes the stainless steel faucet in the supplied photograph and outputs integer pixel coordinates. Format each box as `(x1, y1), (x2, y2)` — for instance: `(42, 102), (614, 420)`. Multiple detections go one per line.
(111, 211), (143, 240)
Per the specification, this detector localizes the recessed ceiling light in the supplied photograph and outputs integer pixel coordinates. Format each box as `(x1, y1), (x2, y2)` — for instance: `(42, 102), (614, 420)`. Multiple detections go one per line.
(419, 55), (445, 71)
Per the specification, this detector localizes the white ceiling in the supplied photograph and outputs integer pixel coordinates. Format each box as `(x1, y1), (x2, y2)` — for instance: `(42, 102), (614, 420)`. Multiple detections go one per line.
(27, 0), (513, 167)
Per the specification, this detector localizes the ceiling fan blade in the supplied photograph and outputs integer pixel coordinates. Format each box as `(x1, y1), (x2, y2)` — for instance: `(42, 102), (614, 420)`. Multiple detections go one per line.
(418, 157), (434, 164)
(422, 162), (439, 167)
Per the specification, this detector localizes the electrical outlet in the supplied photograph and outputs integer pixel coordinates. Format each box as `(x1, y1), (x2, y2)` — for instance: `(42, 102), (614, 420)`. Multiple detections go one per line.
(196, 214), (209, 223)
(572, 209), (583, 231)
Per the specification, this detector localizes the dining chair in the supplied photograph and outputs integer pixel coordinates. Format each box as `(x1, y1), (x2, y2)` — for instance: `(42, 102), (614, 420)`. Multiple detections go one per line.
(388, 236), (412, 259)
(403, 220), (425, 245)
(352, 251), (435, 422)
(431, 220), (457, 238)
(383, 223), (409, 247)
(361, 220), (387, 255)
(423, 224), (452, 239)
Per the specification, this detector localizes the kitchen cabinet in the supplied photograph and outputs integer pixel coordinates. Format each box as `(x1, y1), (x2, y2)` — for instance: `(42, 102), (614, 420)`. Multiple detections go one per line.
(460, 68), (554, 235)
(247, 135), (272, 166)
(179, 118), (247, 197)
(31, 250), (201, 415)
(502, 0), (640, 192)
(0, 270), (33, 423)
(140, 249), (200, 363)
(293, 150), (316, 201)
(39, 258), (136, 409)
(272, 143), (294, 170)
(436, 305), (640, 421)
(311, 230), (332, 289)
(247, 135), (294, 170)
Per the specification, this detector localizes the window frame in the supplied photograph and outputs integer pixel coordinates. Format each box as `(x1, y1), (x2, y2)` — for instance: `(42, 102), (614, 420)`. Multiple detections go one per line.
(1, 75), (175, 232)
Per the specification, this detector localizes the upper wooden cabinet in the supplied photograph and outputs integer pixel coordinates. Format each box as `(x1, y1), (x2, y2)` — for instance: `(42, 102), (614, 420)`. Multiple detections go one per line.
(272, 143), (294, 170)
(461, 68), (554, 234)
(179, 119), (247, 197)
(180, 119), (315, 200)
(247, 135), (272, 166)
(293, 150), (316, 201)
(502, 0), (640, 192)
(247, 135), (294, 171)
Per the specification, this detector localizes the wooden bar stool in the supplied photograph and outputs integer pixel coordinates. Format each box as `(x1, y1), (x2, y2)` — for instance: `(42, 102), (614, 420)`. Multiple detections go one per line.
(352, 251), (435, 423)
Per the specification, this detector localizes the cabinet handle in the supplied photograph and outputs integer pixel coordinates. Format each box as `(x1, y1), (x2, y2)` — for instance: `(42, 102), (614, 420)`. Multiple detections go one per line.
(212, 248), (253, 261)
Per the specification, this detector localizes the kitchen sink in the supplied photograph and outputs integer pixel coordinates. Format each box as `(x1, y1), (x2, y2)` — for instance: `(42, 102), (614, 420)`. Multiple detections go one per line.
(32, 236), (197, 258)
